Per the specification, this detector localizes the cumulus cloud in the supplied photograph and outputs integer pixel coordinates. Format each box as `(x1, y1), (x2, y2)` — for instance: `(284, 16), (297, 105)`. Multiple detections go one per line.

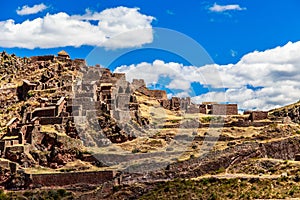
(16, 3), (47, 15)
(209, 3), (246, 12)
(1, 7), (154, 49)
(115, 41), (300, 111)
(114, 60), (216, 91)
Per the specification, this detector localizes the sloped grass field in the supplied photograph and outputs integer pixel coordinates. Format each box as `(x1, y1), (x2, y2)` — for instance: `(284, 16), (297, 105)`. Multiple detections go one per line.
(139, 177), (300, 200)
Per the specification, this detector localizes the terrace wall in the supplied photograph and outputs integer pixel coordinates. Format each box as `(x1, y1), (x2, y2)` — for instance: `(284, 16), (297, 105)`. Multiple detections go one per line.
(26, 170), (116, 187)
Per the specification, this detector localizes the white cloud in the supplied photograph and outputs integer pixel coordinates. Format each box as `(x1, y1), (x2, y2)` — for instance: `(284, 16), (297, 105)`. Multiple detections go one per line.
(115, 60), (207, 91)
(16, 3), (47, 16)
(117, 61), (166, 84)
(1, 7), (154, 49)
(167, 79), (190, 90)
(209, 3), (246, 12)
(115, 41), (300, 111)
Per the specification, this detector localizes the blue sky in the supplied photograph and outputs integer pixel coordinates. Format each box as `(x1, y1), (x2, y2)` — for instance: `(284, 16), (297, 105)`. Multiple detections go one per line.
(1, 0), (300, 110)
(1, 0), (300, 64)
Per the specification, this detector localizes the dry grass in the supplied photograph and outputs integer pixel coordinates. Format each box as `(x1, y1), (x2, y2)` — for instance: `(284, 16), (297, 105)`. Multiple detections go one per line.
(117, 137), (167, 152)
(41, 125), (66, 136)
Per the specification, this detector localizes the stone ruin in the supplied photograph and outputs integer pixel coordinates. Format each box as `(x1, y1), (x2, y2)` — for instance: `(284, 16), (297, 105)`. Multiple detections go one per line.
(30, 55), (55, 63)
(0, 50), (272, 189)
(199, 102), (238, 115)
(0, 55), (245, 157)
(17, 80), (37, 100)
(244, 111), (268, 121)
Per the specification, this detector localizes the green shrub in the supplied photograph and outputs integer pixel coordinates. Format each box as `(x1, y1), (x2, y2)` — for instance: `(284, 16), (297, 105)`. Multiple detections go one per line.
(57, 189), (67, 197)
(226, 193), (234, 198)
(48, 190), (59, 199)
(0, 190), (8, 200)
(216, 167), (226, 174)
(288, 189), (294, 196)
(132, 148), (140, 153)
(27, 91), (34, 97)
(208, 192), (217, 200)
(201, 116), (213, 123)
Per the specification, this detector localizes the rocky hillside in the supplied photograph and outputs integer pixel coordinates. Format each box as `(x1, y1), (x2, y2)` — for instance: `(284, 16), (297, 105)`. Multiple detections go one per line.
(0, 51), (82, 130)
(269, 101), (300, 123)
(1, 51), (300, 199)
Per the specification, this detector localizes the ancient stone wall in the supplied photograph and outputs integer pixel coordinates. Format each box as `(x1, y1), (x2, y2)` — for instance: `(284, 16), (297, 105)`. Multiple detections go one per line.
(226, 120), (272, 127)
(6, 118), (19, 134)
(249, 111), (268, 121)
(150, 90), (167, 100)
(186, 105), (199, 113)
(31, 106), (56, 119)
(76, 92), (96, 100)
(113, 110), (131, 122)
(112, 73), (126, 81)
(160, 99), (170, 109)
(0, 141), (5, 153)
(6, 145), (24, 153)
(199, 105), (206, 114)
(27, 170), (116, 187)
(55, 97), (65, 116)
(136, 87), (150, 96)
(211, 104), (238, 115)
(17, 80), (37, 100)
(115, 94), (130, 110)
(132, 79), (146, 89)
(84, 69), (102, 81)
(73, 59), (86, 67)
(243, 111), (252, 115)
(171, 97), (181, 110)
(30, 55), (54, 62)
(24, 125), (34, 144)
(32, 128), (44, 145)
(39, 117), (63, 125)
(82, 102), (98, 112)
(72, 97), (95, 105)
(180, 100), (189, 110)
(136, 87), (167, 100)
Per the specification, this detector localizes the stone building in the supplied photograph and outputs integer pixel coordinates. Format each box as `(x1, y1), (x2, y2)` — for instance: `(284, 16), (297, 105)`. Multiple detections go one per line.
(30, 55), (55, 62)
(17, 80), (37, 100)
(57, 50), (70, 59)
(199, 102), (238, 115)
(212, 104), (238, 115)
(244, 111), (268, 121)
(28, 97), (66, 121)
